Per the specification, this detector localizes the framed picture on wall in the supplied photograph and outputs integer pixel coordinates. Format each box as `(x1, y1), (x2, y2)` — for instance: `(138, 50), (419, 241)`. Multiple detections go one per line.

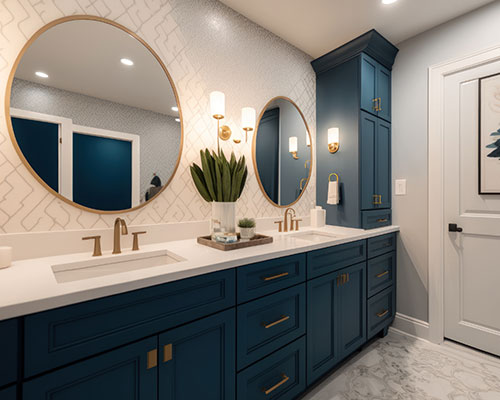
(479, 72), (500, 194)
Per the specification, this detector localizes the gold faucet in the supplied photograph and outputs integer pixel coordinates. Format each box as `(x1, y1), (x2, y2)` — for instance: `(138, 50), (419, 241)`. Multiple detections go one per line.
(284, 207), (296, 232)
(113, 218), (128, 254)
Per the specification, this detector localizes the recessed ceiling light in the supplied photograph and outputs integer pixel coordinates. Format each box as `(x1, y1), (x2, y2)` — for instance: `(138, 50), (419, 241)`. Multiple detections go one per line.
(35, 71), (48, 78)
(382, 0), (398, 4)
(120, 58), (134, 66)
(175, 118), (180, 122)
(171, 106), (179, 112)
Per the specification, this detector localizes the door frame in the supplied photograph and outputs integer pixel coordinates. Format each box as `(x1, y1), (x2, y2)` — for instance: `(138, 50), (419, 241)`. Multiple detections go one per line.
(428, 43), (500, 344)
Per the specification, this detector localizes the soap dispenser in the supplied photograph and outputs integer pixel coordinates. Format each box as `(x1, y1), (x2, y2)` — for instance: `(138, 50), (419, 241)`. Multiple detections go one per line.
(310, 206), (326, 228)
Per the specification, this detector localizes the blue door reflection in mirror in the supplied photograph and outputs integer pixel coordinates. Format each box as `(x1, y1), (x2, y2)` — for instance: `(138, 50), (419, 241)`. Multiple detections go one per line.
(73, 133), (132, 211)
(255, 108), (280, 203)
(254, 97), (312, 207)
(11, 117), (59, 192)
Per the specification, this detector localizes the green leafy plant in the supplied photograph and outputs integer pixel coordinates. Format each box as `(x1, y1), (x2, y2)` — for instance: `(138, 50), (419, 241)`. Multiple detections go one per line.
(190, 149), (248, 202)
(238, 218), (256, 228)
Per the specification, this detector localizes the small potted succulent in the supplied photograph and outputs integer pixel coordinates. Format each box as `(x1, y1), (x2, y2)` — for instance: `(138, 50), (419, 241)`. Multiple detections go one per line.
(238, 218), (256, 240)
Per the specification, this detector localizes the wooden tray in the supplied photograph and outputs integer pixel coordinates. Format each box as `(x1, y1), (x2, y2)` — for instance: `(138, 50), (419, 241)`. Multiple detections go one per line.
(197, 234), (273, 251)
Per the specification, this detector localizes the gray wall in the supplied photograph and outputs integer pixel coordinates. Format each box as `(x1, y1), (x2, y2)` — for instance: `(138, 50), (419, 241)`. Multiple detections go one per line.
(11, 78), (181, 201)
(392, 1), (500, 322)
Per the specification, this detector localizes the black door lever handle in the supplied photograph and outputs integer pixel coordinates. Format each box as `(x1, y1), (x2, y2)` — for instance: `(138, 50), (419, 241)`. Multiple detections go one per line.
(449, 223), (463, 233)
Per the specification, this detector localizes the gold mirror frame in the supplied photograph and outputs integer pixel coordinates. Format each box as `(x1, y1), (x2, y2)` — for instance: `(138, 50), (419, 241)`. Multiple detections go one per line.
(4, 15), (184, 214)
(252, 96), (313, 208)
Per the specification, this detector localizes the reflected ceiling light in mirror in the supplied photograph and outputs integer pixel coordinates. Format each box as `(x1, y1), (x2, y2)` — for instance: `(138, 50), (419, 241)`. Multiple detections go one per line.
(241, 107), (256, 143)
(175, 118), (180, 122)
(120, 58), (134, 66)
(171, 106), (178, 112)
(306, 131), (311, 147)
(328, 127), (340, 154)
(35, 71), (48, 78)
(289, 136), (299, 160)
(382, 0), (398, 4)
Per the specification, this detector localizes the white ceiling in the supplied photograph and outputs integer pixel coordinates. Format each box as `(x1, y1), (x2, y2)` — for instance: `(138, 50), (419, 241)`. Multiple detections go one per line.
(219, 0), (496, 58)
(15, 19), (179, 116)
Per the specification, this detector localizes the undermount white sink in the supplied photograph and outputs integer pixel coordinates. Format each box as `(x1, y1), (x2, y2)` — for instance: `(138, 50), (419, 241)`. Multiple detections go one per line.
(288, 231), (342, 242)
(52, 249), (185, 283)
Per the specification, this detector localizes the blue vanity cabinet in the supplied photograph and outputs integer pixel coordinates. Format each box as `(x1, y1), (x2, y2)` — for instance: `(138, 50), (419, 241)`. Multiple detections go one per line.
(158, 309), (235, 400)
(360, 111), (392, 212)
(312, 30), (398, 229)
(0, 385), (16, 400)
(23, 336), (158, 400)
(361, 54), (392, 122)
(0, 318), (18, 388)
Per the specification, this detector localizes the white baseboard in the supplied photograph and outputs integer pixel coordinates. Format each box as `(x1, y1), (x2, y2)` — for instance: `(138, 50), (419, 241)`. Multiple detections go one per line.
(390, 312), (430, 341)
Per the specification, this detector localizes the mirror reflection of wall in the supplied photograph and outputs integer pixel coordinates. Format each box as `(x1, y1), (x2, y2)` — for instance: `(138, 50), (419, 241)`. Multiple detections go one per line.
(254, 97), (312, 207)
(8, 17), (182, 212)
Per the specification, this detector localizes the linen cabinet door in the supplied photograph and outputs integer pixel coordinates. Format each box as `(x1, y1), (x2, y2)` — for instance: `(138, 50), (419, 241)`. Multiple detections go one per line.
(376, 64), (391, 122)
(375, 119), (391, 209)
(360, 111), (377, 210)
(23, 337), (157, 400)
(338, 262), (367, 359)
(360, 54), (378, 115)
(306, 272), (340, 385)
(158, 309), (235, 400)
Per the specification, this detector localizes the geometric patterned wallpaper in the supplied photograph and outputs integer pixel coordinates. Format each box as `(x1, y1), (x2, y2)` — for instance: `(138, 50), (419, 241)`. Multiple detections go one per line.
(0, 0), (316, 233)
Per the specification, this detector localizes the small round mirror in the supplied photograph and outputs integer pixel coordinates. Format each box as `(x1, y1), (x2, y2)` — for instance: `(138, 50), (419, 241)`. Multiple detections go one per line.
(253, 97), (312, 207)
(6, 17), (183, 213)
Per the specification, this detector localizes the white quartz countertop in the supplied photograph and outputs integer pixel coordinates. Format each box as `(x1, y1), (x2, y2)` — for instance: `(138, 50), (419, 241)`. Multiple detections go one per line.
(0, 225), (399, 320)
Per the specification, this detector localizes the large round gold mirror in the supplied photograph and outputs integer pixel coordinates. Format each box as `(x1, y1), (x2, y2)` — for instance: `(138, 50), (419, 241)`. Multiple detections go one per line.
(5, 16), (183, 213)
(253, 97), (312, 207)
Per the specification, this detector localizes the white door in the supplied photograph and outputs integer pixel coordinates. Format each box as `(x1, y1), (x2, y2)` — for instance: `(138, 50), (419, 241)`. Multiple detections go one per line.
(443, 59), (500, 356)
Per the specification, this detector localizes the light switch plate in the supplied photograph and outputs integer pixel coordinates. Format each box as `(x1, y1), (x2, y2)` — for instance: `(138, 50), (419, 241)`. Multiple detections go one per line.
(395, 179), (407, 195)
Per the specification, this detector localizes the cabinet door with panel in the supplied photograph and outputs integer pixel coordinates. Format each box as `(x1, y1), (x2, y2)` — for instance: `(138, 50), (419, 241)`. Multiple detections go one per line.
(360, 54), (392, 122)
(158, 309), (235, 400)
(338, 262), (367, 359)
(376, 118), (391, 209)
(23, 337), (158, 400)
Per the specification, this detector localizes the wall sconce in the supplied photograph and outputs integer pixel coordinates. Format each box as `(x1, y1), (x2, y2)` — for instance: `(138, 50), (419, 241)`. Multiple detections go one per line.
(241, 107), (256, 143)
(289, 136), (299, 160)
(328, 127), (340, 154)
(210, 91), (231, 151)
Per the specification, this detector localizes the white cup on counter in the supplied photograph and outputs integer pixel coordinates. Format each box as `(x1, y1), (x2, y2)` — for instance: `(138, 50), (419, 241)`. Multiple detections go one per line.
(0, 246), (12, 269)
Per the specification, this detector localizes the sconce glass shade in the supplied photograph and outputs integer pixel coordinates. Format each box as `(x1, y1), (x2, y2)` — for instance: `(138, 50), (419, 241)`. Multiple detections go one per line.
(241, 107), (256, 131)
(328, 127), (340, 153)
(210, 91), (225, 119)
(289, 136), (298, 153)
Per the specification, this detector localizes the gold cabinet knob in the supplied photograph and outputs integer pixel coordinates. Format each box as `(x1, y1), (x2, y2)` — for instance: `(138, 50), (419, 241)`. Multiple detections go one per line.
(82, 235), (102, 257)
(131, 231), (147, 251)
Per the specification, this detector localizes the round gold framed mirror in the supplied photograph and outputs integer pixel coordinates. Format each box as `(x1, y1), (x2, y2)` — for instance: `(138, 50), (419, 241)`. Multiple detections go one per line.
(253, 96), (312, 207)
(5, 16), (183, 213)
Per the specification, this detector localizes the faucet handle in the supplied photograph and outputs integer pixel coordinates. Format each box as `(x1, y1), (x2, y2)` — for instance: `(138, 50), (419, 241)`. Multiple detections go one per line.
(82, 235), (102, 257)
(292, 219), (302, 231)
(274, 220), (283, 233)
(131, 231), (147, 251)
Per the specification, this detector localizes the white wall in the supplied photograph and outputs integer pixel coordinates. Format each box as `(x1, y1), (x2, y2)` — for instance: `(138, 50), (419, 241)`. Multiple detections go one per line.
(0, 0), (315, 233)
(393, 1), (500, 322)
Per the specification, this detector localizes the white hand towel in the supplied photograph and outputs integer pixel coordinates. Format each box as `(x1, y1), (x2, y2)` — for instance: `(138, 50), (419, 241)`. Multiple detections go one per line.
(327, 181), (339, 205)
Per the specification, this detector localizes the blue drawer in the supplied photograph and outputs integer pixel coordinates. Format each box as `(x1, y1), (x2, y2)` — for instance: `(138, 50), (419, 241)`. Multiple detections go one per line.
(0, 319), (18, 387)
(307, 240), (366, 279)
(367, 286), (395, 339)
(0, 385), (16, 400)
(367, 251), (395, 298)
(367, 232), (396, 259)
(24, 269), (236, 377)
(361, 209), (392, 229)
(237, 284), (306, 370)
(237, 254), (306, 304)
(237, 337), (306, 400)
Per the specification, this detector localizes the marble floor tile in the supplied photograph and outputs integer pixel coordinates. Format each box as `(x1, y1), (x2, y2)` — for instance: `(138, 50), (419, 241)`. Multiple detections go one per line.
(303, 330), (500, 400)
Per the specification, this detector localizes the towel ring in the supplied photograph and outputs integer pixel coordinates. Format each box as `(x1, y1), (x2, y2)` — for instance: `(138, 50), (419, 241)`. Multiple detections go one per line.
(328, 173), (339, 182)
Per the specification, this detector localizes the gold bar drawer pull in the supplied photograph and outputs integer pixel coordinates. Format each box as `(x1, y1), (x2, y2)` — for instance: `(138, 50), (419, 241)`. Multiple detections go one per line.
(376, 270), (389, 278)
(147, 349), (158, 369)
(262, 272), (289, 281)
(377, 218), (388, 223)
(163, 343), (172, 363)
(262, 315), (290, 329)
(262, 373), (290, 395)
(377, 310), (389, 318)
